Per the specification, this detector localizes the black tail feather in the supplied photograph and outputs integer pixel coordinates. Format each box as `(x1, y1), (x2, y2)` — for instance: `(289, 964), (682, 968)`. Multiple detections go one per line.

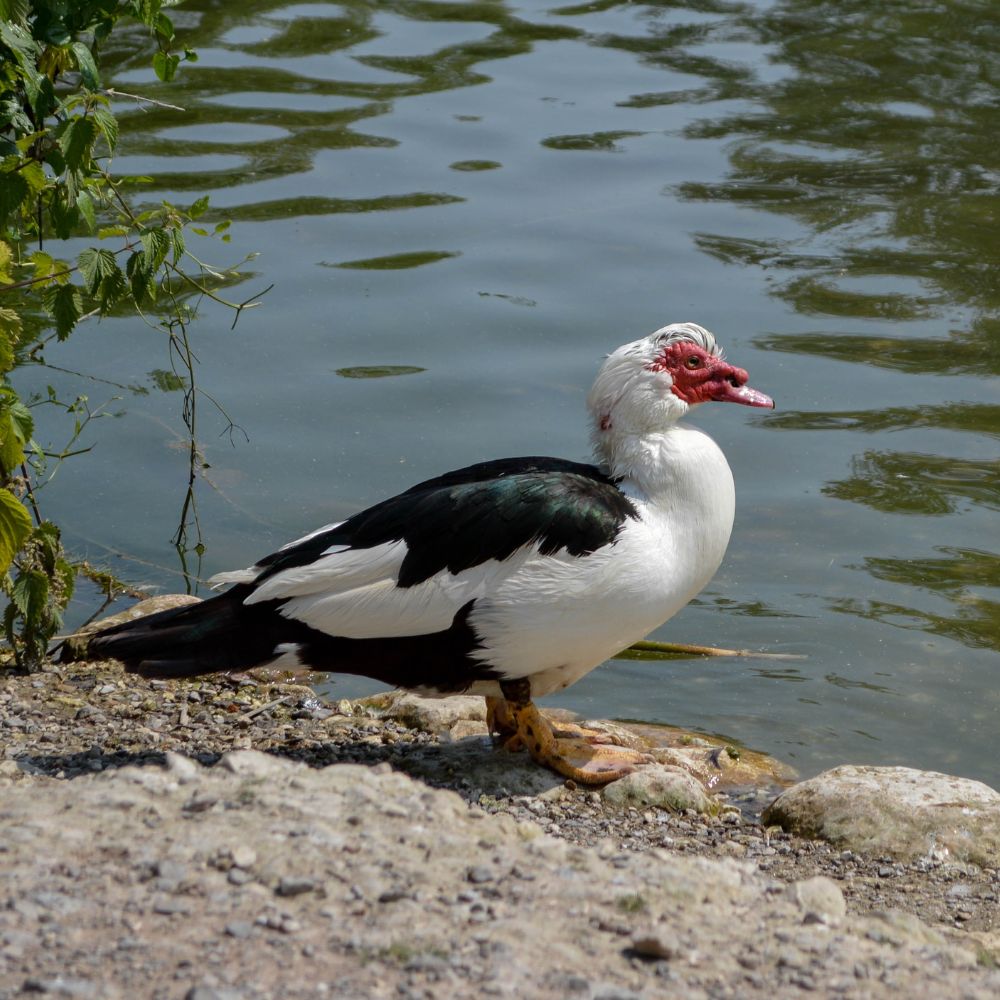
(87, 585), (278, 679)
(87, 591), (499, 692)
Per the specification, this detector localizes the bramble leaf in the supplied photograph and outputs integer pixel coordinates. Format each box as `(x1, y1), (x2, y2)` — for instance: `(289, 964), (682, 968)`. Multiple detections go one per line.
(93, 105), (118, 153)
(76, 188), (96, 232)
(0, 241), (13, 283)
(43, 283), (83, 339)
(70, 41), (101, 89)
(0, 489), (31, 573)
(153, 51), (180, 82)
(0, 171), (28, 227)
(0, 309), (20, 371)
(59, 115), (98, 172)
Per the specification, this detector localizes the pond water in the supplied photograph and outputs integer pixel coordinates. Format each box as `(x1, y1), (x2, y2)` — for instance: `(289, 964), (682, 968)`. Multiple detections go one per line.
(22, 0), (999, 785)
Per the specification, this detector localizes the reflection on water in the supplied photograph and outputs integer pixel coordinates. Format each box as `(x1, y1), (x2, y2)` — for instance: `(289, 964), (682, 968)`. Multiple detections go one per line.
(825, 452), (999, 516)
(764, 403), (1000, 437)
(24, 0), (999, 782)
(843, 548), (1000, 652)
(677, 0), (1000, 671)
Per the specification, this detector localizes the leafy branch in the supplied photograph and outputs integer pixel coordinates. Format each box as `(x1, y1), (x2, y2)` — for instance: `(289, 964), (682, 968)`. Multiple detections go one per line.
(0, 1), (265, 667)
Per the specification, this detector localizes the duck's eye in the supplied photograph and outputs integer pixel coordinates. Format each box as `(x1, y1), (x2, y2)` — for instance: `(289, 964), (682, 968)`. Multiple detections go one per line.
(685, 356), (702, 369)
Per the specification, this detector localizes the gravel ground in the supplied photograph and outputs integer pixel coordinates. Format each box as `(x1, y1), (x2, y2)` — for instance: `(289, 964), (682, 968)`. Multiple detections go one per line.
(2, 659), (998, 998)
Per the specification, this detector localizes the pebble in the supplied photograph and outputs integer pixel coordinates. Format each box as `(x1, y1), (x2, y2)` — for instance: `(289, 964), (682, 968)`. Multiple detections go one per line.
(276, 876), (316, 897)
(630, 932), (679, 961)
(229, 845), (257, 869)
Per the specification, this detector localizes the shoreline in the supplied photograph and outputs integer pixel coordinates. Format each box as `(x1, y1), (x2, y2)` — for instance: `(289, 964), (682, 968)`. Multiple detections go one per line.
(2, 659), (998, 997)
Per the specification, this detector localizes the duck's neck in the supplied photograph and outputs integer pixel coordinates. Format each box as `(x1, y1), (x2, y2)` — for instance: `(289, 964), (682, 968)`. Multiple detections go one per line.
(596, 423), (731, 505)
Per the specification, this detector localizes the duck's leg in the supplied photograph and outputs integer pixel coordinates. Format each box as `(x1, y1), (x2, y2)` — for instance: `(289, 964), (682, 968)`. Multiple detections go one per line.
(497, 680), (649, 785)
(485, 694), (523, 751)
(486, 696), (624, 748)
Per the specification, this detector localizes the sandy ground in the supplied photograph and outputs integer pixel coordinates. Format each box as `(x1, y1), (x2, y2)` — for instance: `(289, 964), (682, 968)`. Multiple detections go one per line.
(1, 660), (998, 999)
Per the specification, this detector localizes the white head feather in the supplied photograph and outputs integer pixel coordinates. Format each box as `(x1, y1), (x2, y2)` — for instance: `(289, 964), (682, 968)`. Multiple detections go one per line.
(587, 322), (722, 472)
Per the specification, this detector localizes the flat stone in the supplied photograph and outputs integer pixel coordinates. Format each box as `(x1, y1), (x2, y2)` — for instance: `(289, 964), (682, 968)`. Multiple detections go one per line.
(276, 876), (316, 897)
(784, 876), (846, 925)
(601, 765), (717, 814)
(763, 765), (1000, 864)
(164, 753), (200, 784)
(229, 845), (257, 869)
(362, 690), (486, 734)
(219, 750), (291, 778)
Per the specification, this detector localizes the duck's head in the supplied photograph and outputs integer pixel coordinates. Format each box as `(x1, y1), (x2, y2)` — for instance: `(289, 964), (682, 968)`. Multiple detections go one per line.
(588, 322), (774, 461)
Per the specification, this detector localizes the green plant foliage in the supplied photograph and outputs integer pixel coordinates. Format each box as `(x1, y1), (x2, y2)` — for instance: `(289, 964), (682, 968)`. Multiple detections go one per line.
(0, 1), (264, 670)
(2, 520), (74, 669)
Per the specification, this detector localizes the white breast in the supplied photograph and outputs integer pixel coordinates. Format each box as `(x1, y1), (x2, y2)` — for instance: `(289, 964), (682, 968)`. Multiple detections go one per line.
(466, 425), (736, 697)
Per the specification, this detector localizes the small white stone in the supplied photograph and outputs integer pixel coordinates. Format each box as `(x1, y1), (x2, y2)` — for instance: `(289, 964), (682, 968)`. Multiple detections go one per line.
(164, 752), (200, 784)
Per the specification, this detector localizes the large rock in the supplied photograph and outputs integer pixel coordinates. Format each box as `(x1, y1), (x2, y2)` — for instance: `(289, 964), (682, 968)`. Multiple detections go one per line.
(0, 752), (996, 998)
(763, 765), (1000, 865)
(601, 764), (718, 814)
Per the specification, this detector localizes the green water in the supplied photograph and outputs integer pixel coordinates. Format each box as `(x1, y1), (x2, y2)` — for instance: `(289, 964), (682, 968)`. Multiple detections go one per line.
(22, 0), (999, 783)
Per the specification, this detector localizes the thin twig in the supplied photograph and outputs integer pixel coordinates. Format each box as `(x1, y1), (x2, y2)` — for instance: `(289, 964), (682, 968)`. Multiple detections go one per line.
(18, 463), (43, 524)
(244, 696), (293, 719)
(103, 88), (185, 112)
(616, 640), (806, 661)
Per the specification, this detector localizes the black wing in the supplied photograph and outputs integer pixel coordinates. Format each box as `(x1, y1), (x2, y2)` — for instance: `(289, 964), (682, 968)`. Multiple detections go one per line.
(253, 456), (639, 588)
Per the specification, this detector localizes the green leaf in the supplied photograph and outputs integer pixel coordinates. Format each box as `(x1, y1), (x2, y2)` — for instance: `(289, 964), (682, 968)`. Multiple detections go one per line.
(0, 21), (37, 65)
(152, 51), (180, 82)
(0, 414), (24, 471)
(43, 144), (65, 176)
(189, 195), (209, 219)
(154, 12), (175, 41)
(0, 241), (12, 283)
(140, 227), (171, 271)
(11, 568), (48, 619)
(78, 246), (119, 294)
(0, 309), (20, 371)
(58, 115), (98, 173)
(48, 189), (80, 239)
(0, 489), (31, 573)
(30, 250), (55, 284)
(76, 189), (96, 232)
(0, 0), (29, 26)
(93, 106), (118, 154)
(98, 264), (127, 309)
(70, 41), (101, 89)
(170, 227), (185, 263)
(97, 225), (129, 239)
(0, 171), (28, 227)
(43, 283), (83, 340)
(127, 252), (151, 304)
(7, 397), (33, 447)
(78, 247), (100, 291)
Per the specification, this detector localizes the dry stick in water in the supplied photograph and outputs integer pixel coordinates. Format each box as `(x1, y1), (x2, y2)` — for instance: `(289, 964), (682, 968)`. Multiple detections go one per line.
(616, 640), (805, 661)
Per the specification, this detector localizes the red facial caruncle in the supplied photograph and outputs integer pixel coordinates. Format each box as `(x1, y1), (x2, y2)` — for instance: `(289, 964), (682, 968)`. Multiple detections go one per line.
(648, 342), (774, 410)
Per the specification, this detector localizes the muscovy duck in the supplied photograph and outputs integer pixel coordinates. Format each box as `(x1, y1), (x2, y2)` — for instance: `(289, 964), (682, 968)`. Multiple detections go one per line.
(89, 322), (773, 784)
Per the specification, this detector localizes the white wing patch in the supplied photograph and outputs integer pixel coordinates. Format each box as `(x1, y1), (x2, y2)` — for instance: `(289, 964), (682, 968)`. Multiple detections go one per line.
(208, 567), (260, 588)
(245, 540), (408, 603)
(208, 521), (347, 589)
(233, 538), (537, 640)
